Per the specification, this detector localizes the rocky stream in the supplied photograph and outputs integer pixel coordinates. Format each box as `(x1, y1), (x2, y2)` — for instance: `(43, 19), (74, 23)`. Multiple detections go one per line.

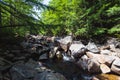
(0, 35), (120, 80)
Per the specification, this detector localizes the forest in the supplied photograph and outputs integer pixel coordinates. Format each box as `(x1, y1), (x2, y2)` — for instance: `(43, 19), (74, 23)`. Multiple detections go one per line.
(0, 0), (120, 38)
(0, 0), (120, 80)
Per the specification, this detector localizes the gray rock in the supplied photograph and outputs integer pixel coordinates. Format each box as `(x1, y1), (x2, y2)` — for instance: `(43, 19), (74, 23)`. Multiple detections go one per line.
(86, 41), (99, 53)
(33, 71), (67, 80)
(100, 64), (111, 73)
(53, 37), (61, 43)
(0, 57), (12, 71)
(69, 43), (86, 59)
(115, 48), (120, 58)
(87, 58), (101, 73)
(10, 60), (40, 80)
(59, 36), (72, 45)
(110, 44), (116, 52)
(0, 72), (2, 80)
(107, 38), (120, 48)
(77, 55), (88, 70)
(62, 55), (74, 62)
(58, 36), (72, 52)
(86, 52), (116, 66)
(111, 58), (120, 75)
(39, 53), (48, 60)
(100, 50), (111, 55)
(49, 47), (58, 58)
(103, 55), (116, 66)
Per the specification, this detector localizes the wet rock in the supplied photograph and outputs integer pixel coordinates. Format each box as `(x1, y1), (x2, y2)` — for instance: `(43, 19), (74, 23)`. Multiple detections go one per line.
(28, 47), (37, 53)
(49, 47), (58, 59)
(39, 53), (48, 60)
(10, 59), (40, 80)
(69, 43), (86, 59)
(11, 50), (21, 54)
(56, 51), (63, 61)
(111, 58), (120, 75)
(62, 55), (75, 62)
(20, 41), (31, 49)
(33, 71), (67, 80)
(81, 74), (93, 80)
(86, 41), (99, 53)
(77, 55), (88, 70)
(0, 57), (12, 71)
(100, 64), (111, 73)
(0, 72), (2, 80)
(36, 47), (50, 60)
(45, 60), (81, 80)
(52, 37), (60, 42)
(87, 58), (101, 73)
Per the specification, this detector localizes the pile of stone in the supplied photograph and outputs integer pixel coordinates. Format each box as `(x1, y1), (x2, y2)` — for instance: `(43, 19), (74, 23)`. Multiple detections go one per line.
(20, 35), (56, 60)
(1, 34), (120, 80)
(20, 35), (120, 75)
(57, 36), (120, 75)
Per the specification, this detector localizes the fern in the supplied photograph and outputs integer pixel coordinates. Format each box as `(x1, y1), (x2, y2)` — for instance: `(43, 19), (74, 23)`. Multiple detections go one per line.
(106, 5), (120, 17)
(94, 28), (107, 35)
(75, 28), (87, 36)
(108, 25), (120, 34)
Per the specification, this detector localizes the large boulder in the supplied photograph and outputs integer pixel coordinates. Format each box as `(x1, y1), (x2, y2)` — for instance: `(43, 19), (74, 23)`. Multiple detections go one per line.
(76, 55), (88, 70)
(111, 58), (120, 75)
(86, 52), (105, 64)
(86, 41), (99, 53)
(103, 55), (116, 66)
(58, 36), (72, 52)
(0, 57), (12, 71)
(87, 58), (101, 73)
(86, 52), (116, 66)
(58, 36), (72, 45)
(10, 59), (40, 80)
(69, 43), (86, 59)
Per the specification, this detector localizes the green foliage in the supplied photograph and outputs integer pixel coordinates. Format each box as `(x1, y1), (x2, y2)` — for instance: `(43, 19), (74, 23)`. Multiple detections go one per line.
(41, 0), (79, 35)
(106, 5), (120, 17)
(75, 28), (87, 37)
(108, 25), (120, 34)
(41, 0), (120, 38)
(0, 0), (120, 38)
(0, 0), (49, 36)
(93, 28), (107, 35)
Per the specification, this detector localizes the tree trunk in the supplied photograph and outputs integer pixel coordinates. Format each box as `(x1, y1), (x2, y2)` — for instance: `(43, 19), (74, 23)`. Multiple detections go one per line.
(0, 7), (2, 27)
